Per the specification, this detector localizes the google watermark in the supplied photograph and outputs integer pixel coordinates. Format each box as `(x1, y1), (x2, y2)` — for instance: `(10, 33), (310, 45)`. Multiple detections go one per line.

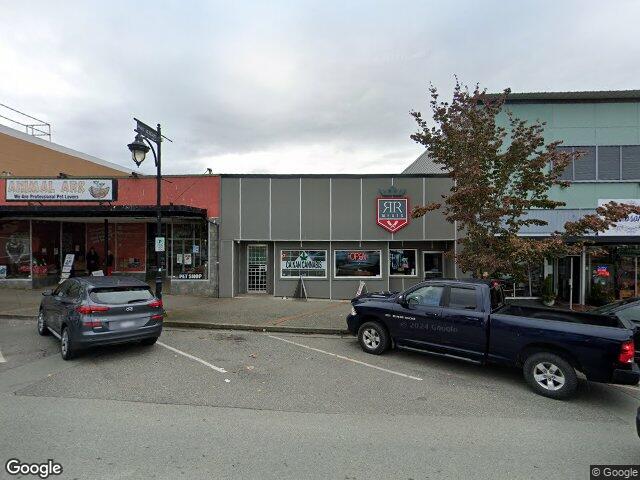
(5, 458), (63, 479)
(591, 465), (640, 480)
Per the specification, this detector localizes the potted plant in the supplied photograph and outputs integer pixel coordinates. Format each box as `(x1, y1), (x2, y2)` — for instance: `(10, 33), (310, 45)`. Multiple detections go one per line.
(541, 274), (556, 306)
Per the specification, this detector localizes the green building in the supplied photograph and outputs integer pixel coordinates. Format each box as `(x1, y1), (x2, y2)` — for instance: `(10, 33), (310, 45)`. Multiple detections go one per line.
(403, 90), (640, 306)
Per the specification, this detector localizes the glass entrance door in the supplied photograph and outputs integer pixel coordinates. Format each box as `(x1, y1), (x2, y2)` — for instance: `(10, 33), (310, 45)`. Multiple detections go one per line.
(557, 256), (580, 305)
(247, 245), (268, 293)
(423, 251), (444, 279)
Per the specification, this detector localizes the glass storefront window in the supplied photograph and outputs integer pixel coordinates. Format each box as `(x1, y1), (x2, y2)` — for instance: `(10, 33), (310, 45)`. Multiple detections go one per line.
(588, 245), (640, 304)
(501, 263), (545, 298)
(334, 250), (381, 278)
(389, 249), (417, 277)
(115, 224), (146, 272)
(280, 250), (327, 278)
(86, 222), (115, 274)
(32, 221), (61, 278)
(61, 222), (86, 275)
(0, 220), (31, 279)
(171, 222), (208, 279)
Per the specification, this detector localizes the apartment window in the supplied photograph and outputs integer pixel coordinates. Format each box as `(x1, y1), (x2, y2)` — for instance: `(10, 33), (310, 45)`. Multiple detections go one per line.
(556, 145), (640, 181)
(598, 146), (620, 180)
(622, 146), (640, 180)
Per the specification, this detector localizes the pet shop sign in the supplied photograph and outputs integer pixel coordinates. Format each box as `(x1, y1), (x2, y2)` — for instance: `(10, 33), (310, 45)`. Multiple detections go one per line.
(598, 199), (640, 236)
(5, 179), (116, 201)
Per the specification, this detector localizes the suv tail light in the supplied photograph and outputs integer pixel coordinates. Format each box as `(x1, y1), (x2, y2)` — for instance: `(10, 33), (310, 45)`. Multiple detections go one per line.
(618, 340), (635, 364)
(76, 305), (110, 315)
(149, 299), (163, 308)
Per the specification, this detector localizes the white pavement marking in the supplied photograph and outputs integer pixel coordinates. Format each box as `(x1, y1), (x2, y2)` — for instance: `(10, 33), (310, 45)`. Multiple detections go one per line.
(0, 347), (5, 363)
(267, 335), (423, 381)
(157, 341), (227, 374)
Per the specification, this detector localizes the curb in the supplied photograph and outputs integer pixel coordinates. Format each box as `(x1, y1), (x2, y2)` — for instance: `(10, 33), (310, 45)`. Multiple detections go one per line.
(0, 314), (349, 335)
(164, 321), (349, 335)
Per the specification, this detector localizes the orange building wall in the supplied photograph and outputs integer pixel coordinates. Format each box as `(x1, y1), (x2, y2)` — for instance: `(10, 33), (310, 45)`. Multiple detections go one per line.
(0, 175), (221, 218)
(0, 130), (128, 177)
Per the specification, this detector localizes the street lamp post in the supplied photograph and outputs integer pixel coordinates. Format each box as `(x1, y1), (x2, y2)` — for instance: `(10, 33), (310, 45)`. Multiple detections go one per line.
(127, 118), (167, 300)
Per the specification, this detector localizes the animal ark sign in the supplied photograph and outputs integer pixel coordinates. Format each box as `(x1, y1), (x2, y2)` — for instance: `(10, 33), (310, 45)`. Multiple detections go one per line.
(5, 179), (116, 201)
(376, 187), (409, 233)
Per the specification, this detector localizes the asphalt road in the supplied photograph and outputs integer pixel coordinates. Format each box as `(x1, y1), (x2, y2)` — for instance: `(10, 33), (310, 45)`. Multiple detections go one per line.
(0, 317), (638, 480)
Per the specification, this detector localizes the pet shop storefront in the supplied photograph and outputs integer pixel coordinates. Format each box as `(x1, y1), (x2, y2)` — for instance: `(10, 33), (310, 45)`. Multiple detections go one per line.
(0, 176), (220, 295)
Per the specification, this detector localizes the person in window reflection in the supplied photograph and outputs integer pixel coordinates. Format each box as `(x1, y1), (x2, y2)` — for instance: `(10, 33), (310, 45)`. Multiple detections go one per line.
(106, 250), (114, 276)
(86, 247), (99, 274)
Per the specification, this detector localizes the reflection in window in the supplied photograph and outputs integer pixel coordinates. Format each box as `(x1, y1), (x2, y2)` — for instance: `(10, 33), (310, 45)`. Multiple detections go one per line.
(0, 220), (31, 279)
(449, 287), (477, 310)
(406, 285), (444, 306)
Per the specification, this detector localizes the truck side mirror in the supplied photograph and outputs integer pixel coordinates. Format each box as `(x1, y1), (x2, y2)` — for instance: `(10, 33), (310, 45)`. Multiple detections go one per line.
(397, 295), (411, 308)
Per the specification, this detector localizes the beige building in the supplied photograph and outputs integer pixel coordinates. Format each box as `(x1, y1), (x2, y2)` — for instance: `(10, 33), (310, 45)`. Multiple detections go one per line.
(0, 124), (129, 177)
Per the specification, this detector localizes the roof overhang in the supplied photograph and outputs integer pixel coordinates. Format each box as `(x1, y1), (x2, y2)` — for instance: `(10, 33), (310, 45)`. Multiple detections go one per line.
(0, 204), (207, 219)
(486, 90), (640, 104)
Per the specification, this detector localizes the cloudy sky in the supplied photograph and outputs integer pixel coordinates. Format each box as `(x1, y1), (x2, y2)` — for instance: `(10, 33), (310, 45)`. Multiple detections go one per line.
(1, 0), (639, 175)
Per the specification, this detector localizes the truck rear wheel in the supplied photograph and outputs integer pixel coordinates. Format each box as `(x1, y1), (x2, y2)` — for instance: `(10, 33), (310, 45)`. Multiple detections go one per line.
(357, 321), (389, 355)
(523, 352), (578, 400)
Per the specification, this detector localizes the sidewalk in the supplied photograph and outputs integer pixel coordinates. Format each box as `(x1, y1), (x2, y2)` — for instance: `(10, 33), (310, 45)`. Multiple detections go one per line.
(0, 288), (351, 334)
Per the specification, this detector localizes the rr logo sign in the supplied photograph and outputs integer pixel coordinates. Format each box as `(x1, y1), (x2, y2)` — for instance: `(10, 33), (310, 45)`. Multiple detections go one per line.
(376, 197), (409, 233)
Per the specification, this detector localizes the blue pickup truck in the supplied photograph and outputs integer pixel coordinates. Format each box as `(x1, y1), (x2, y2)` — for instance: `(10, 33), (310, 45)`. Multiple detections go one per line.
(346, 279), (640, 399)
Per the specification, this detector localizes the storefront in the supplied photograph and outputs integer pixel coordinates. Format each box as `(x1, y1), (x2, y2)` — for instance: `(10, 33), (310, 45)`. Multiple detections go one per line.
(1, 174), (456, 299)
(0, 176), (220, 295)
(217, 174), (457, 300)
(514, 200), (640, 305)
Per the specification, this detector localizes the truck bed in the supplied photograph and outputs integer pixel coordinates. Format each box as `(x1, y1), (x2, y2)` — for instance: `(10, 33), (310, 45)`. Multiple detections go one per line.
(496, 304), (624, 329)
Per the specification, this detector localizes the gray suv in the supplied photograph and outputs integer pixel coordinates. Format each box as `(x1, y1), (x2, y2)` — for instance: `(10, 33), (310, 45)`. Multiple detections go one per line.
(38, 277), (164, 360)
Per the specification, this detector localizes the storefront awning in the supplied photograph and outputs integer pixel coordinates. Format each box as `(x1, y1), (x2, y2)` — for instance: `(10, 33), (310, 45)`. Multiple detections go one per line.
(0, 204), (207, 219)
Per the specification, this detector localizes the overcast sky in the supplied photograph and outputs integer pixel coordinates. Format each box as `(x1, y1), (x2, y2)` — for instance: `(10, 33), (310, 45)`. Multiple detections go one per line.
(1, 0), (639, 175)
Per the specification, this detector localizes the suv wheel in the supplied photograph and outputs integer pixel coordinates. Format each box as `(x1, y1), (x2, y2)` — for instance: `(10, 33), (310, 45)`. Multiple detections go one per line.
(60, 326), (76, 360)
(357, 321), (389, 355)
(523, 352), (578, 400)
(37, 311), (49, 336)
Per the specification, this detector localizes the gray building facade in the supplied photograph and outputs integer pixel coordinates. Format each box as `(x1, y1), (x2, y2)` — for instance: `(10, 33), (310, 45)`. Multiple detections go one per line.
(218, 174), (456, 300)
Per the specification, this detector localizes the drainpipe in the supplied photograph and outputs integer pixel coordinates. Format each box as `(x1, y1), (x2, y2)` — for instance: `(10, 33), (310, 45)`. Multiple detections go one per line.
(580, 246), (586, 306)
(208, 218), (220, 297)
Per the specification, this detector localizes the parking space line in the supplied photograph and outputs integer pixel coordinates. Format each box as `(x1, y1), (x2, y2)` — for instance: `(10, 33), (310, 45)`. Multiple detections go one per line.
(267, 335), (423, 381)
(157, 341), (227, 373)
(0, 347), (5, 363)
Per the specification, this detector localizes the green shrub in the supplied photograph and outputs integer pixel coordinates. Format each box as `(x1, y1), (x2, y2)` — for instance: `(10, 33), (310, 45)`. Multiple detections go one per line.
(541, 274), (555, 303)
(588, 282), (615, 306)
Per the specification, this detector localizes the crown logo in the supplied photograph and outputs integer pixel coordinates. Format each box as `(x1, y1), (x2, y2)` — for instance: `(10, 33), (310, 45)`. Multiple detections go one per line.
(378, 185), (406, 197)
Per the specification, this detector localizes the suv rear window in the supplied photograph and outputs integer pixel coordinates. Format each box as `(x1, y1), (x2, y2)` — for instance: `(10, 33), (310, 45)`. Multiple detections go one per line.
(89, 287), (154, 305)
